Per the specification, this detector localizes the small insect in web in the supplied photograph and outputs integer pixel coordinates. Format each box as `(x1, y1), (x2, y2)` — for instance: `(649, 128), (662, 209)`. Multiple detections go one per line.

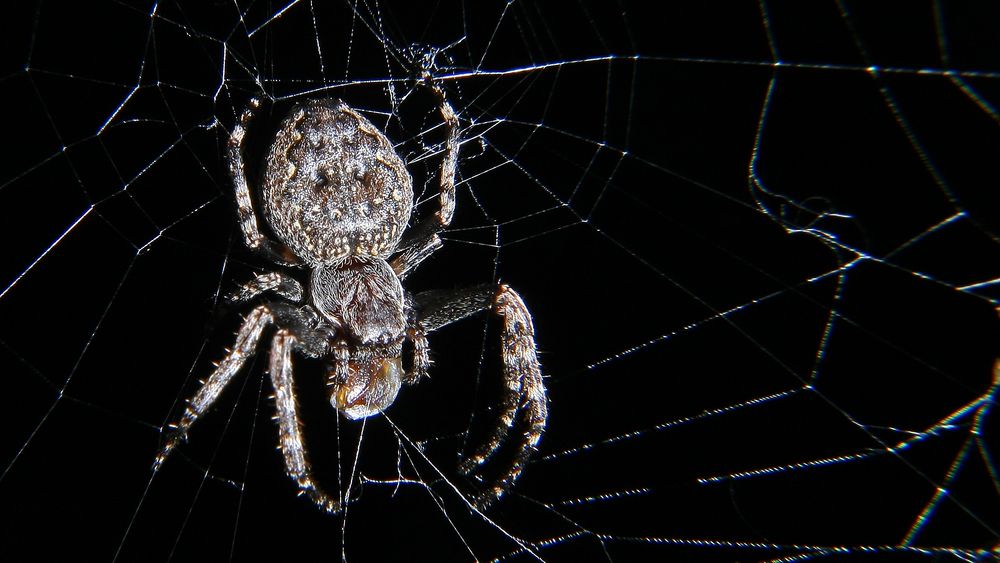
(153, 80), (547, 512)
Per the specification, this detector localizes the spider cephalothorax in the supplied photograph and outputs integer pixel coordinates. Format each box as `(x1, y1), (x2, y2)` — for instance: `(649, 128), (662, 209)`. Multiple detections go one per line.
(153, 87), (547, 512)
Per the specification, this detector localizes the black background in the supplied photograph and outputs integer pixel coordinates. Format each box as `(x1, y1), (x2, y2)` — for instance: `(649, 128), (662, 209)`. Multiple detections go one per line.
(1, 1), (999, 561)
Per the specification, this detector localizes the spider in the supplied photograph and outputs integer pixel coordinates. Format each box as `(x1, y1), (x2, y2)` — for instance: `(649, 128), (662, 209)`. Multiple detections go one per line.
(153, 85), (547, 513)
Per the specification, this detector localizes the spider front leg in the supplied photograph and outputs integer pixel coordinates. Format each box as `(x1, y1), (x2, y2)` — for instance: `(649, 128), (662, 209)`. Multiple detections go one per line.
(154, 303), (325, 470)
(466, 285), (547, 505)
(154, 305), (274, 470)
(415, 284), (548, 506)
(270, 330), (341, 512)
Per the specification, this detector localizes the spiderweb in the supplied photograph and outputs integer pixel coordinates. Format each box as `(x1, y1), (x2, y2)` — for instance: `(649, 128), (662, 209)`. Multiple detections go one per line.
(1, 1), (998, 561)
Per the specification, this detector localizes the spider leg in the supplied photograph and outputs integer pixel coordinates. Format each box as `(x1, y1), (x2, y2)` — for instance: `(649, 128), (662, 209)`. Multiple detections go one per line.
(404, 327), (431, 383)
(414, 284), (494, 331)
(463, 285), (546, 505)
(226, 271), (304, 303)
(415, 284), (547, 506)
(228, 98), (301, 266)
(391, 236), (443, 280)
(270, 329), (342, 513)
(429, 84), (460, 230)
(154, 302), (326, 472)
(154, 305), (273, 470)
(390, 86), (460, 279)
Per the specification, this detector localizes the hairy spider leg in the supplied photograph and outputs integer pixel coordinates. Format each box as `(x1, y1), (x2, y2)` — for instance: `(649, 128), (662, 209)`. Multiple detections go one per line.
(154, 305), (273, 470)
(228, 98), (302, 266)
(390, 87), (460, 279)
(154, 302), (330, 487)
(391, 237), (443, 281)
(463, 285), (546, 506)
(403, 327), (431, 383)
(270, 330), (342, 513)
(430, 83), (460, 229)
(416, 284), (548, 507)
(226, 271), (304, 303)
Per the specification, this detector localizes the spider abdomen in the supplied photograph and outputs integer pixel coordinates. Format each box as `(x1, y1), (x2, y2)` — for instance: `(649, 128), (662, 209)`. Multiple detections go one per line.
(261, 98), (413, 264)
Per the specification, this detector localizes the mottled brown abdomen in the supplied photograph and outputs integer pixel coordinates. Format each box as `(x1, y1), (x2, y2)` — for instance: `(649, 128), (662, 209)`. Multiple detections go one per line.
(260, 98), (413, 265)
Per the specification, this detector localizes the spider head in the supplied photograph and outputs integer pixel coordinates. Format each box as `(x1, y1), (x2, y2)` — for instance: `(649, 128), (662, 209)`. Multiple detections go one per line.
(329, 357), (403, 420)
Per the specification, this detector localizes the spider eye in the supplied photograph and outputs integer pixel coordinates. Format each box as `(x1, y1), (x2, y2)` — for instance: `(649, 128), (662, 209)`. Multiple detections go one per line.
(330, 357), (403, 420)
